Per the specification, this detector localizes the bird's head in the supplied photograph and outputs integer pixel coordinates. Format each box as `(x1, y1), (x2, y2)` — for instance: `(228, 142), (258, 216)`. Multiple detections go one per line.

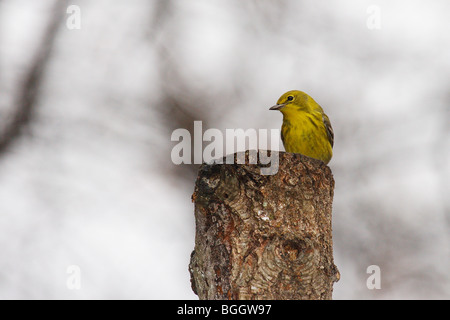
(269, 90), (314, 115)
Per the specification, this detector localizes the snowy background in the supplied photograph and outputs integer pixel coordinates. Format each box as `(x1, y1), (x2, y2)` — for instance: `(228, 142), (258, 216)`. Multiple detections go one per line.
(0, 0), (449, 299)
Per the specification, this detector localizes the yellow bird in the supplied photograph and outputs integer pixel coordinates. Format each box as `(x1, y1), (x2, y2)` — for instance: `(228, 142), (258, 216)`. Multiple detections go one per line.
(270, 90), (334, 164)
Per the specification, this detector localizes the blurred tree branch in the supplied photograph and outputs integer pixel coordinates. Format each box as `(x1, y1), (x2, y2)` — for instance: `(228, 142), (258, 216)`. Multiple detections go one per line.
(148, 0), (213, 181)
(0, 1), (65, 155)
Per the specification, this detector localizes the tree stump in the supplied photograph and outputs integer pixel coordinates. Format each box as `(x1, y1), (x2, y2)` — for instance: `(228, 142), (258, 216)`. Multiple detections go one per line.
(189, 151), (339, 300)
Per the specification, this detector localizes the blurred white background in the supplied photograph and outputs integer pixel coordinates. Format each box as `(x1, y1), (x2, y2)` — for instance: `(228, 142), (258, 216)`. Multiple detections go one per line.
(0, 0), (449, 299)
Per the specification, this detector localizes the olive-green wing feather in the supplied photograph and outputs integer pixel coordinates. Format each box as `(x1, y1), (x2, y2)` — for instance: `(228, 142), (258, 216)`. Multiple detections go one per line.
(322, 114), (334, 148)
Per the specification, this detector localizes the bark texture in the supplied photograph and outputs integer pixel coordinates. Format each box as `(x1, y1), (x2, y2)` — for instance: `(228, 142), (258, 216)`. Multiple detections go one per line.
(189, 151), (340, 300)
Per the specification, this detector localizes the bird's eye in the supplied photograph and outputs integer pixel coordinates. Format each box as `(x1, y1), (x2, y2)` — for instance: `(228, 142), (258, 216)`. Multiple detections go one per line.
(287, 96), (294, 101)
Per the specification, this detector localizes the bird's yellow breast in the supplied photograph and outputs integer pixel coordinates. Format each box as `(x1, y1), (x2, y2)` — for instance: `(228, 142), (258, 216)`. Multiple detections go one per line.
(281, 111), (333, 164)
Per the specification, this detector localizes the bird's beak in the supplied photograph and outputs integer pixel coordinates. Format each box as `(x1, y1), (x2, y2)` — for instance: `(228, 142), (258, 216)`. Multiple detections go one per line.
(269, 104), (285, 110)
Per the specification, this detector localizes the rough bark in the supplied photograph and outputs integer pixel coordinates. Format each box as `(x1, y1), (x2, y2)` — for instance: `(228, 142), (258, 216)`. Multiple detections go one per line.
(189, 151), (339, 300)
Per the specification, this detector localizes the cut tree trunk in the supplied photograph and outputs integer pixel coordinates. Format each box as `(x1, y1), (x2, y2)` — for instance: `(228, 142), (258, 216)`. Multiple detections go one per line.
(189, 151), (340, 300)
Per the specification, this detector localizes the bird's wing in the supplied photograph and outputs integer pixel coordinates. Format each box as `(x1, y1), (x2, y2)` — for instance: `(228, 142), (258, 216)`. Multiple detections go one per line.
(322, 114), (334, 148)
